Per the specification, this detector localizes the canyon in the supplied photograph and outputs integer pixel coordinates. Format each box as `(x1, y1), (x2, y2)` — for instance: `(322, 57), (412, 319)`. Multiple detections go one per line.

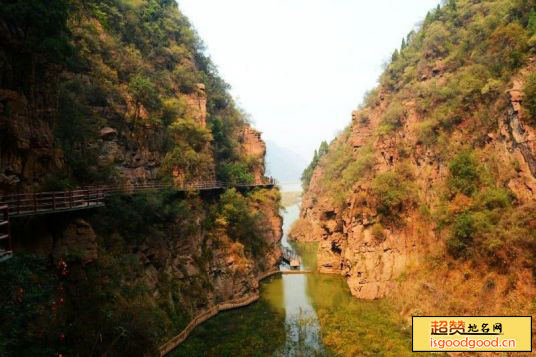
(291, 0), (536, 324)
(0, 1), (282, 355)
(2, 0), (536, 355)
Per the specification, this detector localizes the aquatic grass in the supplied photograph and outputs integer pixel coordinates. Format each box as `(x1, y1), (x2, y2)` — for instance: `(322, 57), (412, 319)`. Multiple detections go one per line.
(305, 274), (441, 356)
(170, 277), (286, 357)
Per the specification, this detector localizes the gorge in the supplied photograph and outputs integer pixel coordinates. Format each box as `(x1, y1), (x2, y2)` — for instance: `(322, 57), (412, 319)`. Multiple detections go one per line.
(1, 0), (536, 356)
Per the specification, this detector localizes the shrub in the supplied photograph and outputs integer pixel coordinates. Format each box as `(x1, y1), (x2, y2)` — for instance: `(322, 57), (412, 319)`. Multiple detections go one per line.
(361, 88), (380, 108)
(371, 223), (386, 242)
(380, 101), (405, 133)
(161, 97), (188, 126)
(129, 75), (161, 118)
(219, 162), (254, 184)
(473, 188), (513, 210)
(529, 10), (536, 35)
(455, 64), (492, 102)
(161, 146), (214, 183)
(422, 22), (450, 57)
(219, 189), (269, 256)
(341, 146), (374, 189)
(416, 119), (438, 145)
(488, 23), (528, 74)
(447, 213), (475, 258)
(448, 151), (479, 196)
(168, 117), (212, 151)
(0, 255), (62, 355)
(523, 73), (536, 125)
(1, 0), (72, 61)
(371, 170), (414, 220)
(301, 141), (329, 190)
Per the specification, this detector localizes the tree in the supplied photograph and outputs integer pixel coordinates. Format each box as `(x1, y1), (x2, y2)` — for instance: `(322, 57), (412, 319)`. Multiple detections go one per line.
(129, 75), (160, 119)
(523, 73), (536, 125)
(448, 151), (479, 196)
(423, 22), (450, 57)
(301, 142), (329, 189)
(529, 10), (536, 35)
(1, 0), (72, 61)
(391, 49), (399, 62)
(318, 141), (329, 156)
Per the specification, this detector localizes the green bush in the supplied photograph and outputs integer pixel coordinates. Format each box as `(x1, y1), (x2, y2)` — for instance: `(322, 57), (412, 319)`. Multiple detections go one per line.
(528, 10), (536, 35)
(161, 146), (214, 183)
(371, 170), (414, 220)
(95, 190), (192, 243)
(129, 75), (161, 117)
(473, 188), (513, 210)
(219, 162), (254, 184)
(488, 23), (528, 75)
(301, 141), (329, 190)
(1, 0), (72, 61)
(361, 88), (380, 108)
(341, 146), (374, 188)
(422, 22), (450, 57)
(219, 189), (269, 256)
(0, 255), (62, 355)
(523, 73), (536, 125)
(447, 213), (475, 259)
(380, 101), (405, 133)
(448, 151), (480, 196)
(169, 117), (212, 151)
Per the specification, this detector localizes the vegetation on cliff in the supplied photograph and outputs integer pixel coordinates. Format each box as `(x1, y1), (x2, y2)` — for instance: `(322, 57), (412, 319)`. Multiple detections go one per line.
(0, 0), (281, 355)
(299, 0), (536, 316)
(0, 188), (281, 355)
(301, 140), (328, 190)
(1, 0), (258, 190)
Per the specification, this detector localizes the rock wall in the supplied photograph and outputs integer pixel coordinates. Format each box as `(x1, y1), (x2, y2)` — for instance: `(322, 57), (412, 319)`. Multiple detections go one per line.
(13, 189), (283, 322)
(291, 60), (536, 301)
(240, 127), (266, 183)
(0, 72), (64, 193)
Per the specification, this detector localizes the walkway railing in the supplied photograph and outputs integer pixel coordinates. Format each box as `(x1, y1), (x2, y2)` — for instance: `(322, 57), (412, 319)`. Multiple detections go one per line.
(0, 178), (275, 218)
(0, 205), (11, 262)
(159, 269), (281, 356)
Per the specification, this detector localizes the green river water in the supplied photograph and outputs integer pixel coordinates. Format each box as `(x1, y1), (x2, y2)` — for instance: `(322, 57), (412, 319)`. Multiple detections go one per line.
(171, 200), (419, 357)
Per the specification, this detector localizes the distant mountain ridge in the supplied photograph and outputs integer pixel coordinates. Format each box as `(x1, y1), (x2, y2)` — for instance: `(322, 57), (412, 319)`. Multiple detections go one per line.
(265, 140), (308, 184)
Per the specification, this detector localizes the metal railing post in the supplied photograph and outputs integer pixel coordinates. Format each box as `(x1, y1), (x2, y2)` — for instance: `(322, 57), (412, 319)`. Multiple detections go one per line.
(5, 206), (11, 252)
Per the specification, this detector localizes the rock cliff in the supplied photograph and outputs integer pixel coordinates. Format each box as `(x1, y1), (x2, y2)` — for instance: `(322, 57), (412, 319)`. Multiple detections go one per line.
(0, 1), (283, 355)
(292, 0), (536, 319)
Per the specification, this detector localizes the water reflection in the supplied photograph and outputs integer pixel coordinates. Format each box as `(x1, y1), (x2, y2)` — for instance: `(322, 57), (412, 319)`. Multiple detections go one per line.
(278, 204), (326, 355)
(172, 201), (417, 356)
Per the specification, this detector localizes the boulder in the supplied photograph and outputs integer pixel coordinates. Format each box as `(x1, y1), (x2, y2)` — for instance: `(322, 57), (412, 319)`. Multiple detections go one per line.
(53, 219), (97, 264)
(99, 127), (118, 140)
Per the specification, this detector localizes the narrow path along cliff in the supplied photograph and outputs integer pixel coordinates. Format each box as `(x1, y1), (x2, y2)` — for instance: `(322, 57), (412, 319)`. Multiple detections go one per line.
(3, 0), (536, 355)
(170, 186), (422, 357)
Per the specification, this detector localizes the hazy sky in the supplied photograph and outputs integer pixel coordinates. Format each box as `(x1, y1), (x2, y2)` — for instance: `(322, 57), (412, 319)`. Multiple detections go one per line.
(178, 0), (439, 161)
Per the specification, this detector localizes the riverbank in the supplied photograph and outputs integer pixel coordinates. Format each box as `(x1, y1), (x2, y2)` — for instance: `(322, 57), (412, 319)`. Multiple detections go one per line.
(169, 202), (422, 356)
(160, 270), (281, 355)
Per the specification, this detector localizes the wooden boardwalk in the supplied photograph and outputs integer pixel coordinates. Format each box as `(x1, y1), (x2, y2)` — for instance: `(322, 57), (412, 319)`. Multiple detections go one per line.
(0, 179), (275, 218)
(0, 179), (275, 262)
(158, 268), (315, 356)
